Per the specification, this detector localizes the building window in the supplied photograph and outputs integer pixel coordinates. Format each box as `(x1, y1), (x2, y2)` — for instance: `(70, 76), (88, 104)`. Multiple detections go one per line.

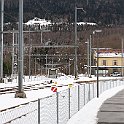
(102, 60), (107, 66)
(113, 60), (117, 66)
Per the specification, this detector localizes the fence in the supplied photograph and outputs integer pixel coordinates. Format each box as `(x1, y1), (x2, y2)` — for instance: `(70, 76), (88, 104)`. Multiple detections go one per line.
(0, 78), (124, 124)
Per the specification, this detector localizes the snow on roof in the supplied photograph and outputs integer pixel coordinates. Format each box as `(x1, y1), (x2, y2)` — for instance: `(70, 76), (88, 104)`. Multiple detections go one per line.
(25, 17), (52, 26)
(25, 17), (97, 26)
(98, 53), (123, 57)
(95, 49), (124, 57)
(77, 22), (97, 25)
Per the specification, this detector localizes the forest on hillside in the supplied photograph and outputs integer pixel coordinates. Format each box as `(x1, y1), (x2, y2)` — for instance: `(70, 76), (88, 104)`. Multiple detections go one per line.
(3, 0), (124, 25)
(1, 0), (124, 76)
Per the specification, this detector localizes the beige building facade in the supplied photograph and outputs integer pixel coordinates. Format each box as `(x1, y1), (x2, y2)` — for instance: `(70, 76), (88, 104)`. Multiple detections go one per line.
(93, 49), (124, 76)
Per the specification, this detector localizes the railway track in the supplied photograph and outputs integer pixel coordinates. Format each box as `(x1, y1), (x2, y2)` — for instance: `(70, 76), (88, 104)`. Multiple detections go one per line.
(0, 81), (68, 95)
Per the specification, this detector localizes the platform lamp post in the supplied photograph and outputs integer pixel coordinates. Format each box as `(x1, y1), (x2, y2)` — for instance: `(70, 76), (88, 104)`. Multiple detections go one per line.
(74, 6), (85, 79)
(15, 0), (26, 98)
(94, 30), (102, 98)
(89, 30), (102, 79)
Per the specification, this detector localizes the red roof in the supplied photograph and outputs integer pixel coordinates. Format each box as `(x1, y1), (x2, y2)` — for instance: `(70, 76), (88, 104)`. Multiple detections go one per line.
(98, 49), (122, 53)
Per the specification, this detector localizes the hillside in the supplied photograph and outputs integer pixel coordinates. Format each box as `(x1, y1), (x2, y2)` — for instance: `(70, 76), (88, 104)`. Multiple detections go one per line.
(3, 0), (124, 25)
(2, 0), (124, 76)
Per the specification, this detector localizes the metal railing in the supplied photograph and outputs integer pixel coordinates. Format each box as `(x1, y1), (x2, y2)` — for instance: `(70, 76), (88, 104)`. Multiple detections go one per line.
(0, 78), (124, 124)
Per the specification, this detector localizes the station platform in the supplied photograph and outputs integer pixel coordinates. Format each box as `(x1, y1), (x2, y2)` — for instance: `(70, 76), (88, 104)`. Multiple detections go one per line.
(97, 89), (124, 124)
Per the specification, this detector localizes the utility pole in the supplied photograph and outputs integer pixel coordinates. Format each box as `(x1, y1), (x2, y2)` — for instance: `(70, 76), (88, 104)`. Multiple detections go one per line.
(87, 0), (89, 5)
(11, 29), (15, 80)
(15, 0), (26, 98)
(85, 39), (90, 77)
(35, 57), (37, 76)
(74, 7), (85, 79)
(89, 34), (92, 78)
(69, 59), (71, 75)
(52, 57), (54, 68)
(28, 27), (31, 79)
(14, 33), (18, 78)
(41, 31), (42, 44)
(0, 0), (4, 83)
(46, 54), (48, 75)
(121, 38), (124, 76)
(96, 39), (99, 98)
(74, 6), (78, 79)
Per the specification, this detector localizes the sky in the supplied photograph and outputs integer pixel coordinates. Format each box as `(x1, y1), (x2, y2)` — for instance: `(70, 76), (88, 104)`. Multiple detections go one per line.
(0, 75), (124, 124)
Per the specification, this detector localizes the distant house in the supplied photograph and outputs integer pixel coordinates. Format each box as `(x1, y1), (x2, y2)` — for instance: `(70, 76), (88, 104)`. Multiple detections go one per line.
(93, 48), (124, 76)
(77, 22), (97, 26)
(25, 17), (52, 28)
(71, 22), (97, 26)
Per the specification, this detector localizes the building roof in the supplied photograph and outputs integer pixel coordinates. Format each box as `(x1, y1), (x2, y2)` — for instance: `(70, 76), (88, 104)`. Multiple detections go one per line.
(25, 17), (52, 26)
(95, 49), (124, 58)
(99, 49), (122, 53)
(77, 22), (97, 26)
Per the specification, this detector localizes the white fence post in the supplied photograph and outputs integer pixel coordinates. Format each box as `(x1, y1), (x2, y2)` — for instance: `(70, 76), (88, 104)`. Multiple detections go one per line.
(68, 88), (70, 119)
(84, 84), (85, 105)
(88, 83), (90, 101)
(56, 92), (59, 124)
(38, 99), (40, 124)
(78, 84), (80, 111)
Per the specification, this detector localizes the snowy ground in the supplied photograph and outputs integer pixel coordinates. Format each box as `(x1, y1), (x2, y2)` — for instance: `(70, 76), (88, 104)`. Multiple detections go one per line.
(0, 74), (124, 124)
(67, 85), (124, 124)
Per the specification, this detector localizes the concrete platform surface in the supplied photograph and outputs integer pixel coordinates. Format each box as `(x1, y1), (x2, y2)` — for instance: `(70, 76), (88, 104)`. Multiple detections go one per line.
(97, 89), (124, 124)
